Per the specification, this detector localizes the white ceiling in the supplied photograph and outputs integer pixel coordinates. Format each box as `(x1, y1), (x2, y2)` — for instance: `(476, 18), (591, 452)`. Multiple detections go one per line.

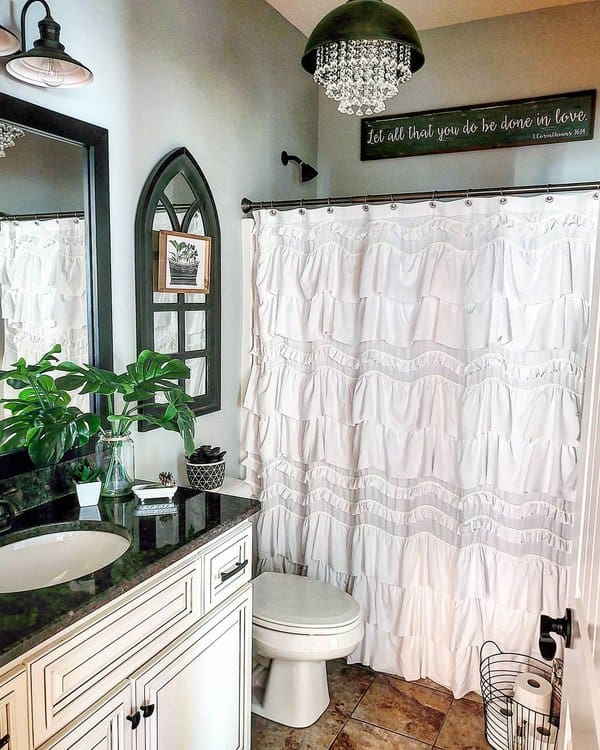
(266, 0), (594, 36)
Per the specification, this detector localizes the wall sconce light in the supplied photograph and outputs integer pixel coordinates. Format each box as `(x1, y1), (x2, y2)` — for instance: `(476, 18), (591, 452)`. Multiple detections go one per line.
(281, 151), (318, 183)
(3, 0), (93, 88)
(0, 25), (20, 56)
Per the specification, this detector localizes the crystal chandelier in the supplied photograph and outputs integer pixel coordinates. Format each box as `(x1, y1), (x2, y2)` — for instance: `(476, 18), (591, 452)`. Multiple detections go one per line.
(302, 0), (424, 116)
(0, 122), (25, 158)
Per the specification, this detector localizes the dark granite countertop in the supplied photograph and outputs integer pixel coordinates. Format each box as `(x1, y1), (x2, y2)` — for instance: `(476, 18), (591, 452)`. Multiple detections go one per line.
(0, 486), (259, 668)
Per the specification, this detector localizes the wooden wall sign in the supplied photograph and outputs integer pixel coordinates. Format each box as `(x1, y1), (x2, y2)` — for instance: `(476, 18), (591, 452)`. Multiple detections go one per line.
(361, 90), (596, 161)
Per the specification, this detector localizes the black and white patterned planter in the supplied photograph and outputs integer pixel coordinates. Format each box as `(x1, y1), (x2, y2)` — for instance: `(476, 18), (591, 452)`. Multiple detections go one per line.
(186, 459), (226, 491)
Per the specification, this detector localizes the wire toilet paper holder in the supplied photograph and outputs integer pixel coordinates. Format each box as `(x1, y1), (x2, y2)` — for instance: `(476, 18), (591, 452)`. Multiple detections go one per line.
(480, 640), (561, 750)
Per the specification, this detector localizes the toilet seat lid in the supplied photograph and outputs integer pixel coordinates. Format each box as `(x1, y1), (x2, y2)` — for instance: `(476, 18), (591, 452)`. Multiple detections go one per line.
(253, 572), (361, 630)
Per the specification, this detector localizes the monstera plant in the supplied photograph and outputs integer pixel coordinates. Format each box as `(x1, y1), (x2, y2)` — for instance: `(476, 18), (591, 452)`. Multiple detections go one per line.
(0, 347), (100, 466)
(0, 346), (196, 495)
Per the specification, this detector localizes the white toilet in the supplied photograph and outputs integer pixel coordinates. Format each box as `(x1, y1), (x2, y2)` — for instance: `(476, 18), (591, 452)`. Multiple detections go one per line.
(252, 572), (364, 728)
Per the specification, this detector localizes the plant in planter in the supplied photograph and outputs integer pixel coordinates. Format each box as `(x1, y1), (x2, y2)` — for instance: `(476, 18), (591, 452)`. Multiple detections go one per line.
(186, 445), (226, 491)
(0, 346), (196, 497)
(67, 459), (103, 507)
(0, 346), (100, 466)
(56, 350), (196, 497)
(168, 240), (199, 286)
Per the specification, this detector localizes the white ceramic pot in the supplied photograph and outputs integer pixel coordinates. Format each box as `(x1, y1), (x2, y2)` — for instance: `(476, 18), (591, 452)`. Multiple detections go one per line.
(76, 481), (102, 507)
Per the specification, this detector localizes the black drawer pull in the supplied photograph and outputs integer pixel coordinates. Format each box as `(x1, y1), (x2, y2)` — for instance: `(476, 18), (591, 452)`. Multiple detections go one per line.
(220, 559), (248, 583)
(127, 710), (141, 730)
(0, 734), (9, 748)
(141, 703), (155, 718)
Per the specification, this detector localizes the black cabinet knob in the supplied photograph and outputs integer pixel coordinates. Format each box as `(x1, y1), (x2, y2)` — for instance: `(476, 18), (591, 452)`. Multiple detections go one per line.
(142, 703), (155, 718)
(539, 608), (573, 660)
(127, 710), (141, 730)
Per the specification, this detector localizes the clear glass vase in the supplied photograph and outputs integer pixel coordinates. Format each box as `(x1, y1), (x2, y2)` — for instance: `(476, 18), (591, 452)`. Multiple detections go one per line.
(96, 432), (135, 497)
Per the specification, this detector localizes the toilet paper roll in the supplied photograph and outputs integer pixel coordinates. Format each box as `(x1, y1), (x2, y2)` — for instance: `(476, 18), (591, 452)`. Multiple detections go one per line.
(528, 718), (558, 750)
(514, 672), (552, 714)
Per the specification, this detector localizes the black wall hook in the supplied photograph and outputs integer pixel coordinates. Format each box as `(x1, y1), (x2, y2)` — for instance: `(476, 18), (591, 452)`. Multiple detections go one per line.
(281, 151), (318, 183)
(539, 608), (573, 660)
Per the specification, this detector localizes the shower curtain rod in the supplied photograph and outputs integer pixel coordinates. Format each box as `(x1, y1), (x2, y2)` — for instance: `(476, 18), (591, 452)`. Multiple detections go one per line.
(0, 210), (85, 221)
(241, 179), (600, 215)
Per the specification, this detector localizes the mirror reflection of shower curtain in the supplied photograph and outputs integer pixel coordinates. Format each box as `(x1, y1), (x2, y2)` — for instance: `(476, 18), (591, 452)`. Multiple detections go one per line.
(243, 193), (599, 697)
(0, 218), (88, 410)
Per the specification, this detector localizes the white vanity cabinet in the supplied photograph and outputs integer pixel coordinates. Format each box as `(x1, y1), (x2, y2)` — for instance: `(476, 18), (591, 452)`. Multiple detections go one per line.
(0, 669), (28, 750)
(0, 519), (253, 750)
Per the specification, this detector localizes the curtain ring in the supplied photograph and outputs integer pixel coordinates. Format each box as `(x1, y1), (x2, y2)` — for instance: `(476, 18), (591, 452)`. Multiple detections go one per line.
(299, 198), (305, 215)
(362, 195), (369, 211)
(499, 188), (507, 205)
(269, 200), (276, 216)
(327, 197), (334, 214)
(594, 185), (600, 200)
(390, 193), (397, 210)
(430, 190), (437, 208)
(545, 184), (553, 203)
(465, 188), (472, 207)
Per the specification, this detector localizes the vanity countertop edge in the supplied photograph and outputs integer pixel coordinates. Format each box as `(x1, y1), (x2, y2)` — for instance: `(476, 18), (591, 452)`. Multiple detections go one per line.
(0, 486), (260, 670)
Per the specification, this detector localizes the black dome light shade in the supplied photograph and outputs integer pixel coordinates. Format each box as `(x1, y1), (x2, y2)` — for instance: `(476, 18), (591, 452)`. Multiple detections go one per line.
(302, 0), (424, 116)
(5, 0), (93, 88)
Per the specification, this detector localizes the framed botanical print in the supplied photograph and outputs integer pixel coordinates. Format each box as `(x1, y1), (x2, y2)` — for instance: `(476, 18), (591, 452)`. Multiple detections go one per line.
(157, 229), (211, 293)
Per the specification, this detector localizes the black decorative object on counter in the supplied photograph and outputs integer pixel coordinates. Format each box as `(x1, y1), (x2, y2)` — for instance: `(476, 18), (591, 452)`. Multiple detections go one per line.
(186, 445), (226, 491)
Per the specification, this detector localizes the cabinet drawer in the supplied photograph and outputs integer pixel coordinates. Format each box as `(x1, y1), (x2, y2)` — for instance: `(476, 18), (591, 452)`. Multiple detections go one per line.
(38, 682), (133, 750)
(203, 523), (252, 613)
(29, 559), (201, 747)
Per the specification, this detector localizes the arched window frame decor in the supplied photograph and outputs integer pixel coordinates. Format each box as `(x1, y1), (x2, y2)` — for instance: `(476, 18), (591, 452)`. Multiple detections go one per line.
(135, 147), (221, 427)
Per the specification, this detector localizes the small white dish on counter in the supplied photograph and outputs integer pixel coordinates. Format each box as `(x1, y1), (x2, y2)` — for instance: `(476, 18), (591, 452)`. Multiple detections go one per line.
(132, 484), (177, 501)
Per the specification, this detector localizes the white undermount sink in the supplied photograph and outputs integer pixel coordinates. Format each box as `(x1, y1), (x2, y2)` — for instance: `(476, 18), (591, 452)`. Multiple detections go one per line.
(0, 526), (131, 594)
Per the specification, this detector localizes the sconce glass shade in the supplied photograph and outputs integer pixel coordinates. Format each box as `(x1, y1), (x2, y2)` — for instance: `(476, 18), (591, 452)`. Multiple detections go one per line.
(5, 4), (93, 88)
(0, 25), (20, 56)
(302, 0), (424, 116)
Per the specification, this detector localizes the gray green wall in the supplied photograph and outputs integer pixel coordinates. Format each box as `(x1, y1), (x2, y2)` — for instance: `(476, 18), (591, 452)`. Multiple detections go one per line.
(0, 0), (318, 480)
(317, 2), (600, 197)
(0, 132), (83, 215)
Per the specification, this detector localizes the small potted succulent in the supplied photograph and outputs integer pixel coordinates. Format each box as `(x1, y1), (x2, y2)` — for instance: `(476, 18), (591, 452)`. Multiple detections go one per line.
(186, 445), (226, 491)
(68, 458), (103, 507)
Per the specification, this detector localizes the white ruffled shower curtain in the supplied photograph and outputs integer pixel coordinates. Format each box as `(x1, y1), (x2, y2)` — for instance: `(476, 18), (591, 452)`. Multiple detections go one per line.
(242, 192), (599, 697)
(0, 217), (88, 409)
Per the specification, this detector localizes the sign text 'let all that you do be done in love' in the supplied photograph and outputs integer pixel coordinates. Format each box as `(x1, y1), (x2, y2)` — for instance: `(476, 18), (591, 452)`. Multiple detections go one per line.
(361, 90), (596, 161)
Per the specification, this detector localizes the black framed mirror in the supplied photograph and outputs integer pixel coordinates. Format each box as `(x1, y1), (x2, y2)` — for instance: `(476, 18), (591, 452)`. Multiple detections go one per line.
(0, 93), (112, 478)
(135, 148), (221, 424)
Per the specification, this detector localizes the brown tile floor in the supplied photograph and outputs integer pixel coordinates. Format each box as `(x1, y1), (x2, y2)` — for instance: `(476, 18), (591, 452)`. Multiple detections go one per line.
(252, 660), (489, 750)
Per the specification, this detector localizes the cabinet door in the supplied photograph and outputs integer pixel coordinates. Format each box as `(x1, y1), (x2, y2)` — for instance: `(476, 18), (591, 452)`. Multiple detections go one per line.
(0, 669), (28, 750)
(39, 683), (134, 750)
(133, 584), (251, 750)
(29, 558), (201, 747)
